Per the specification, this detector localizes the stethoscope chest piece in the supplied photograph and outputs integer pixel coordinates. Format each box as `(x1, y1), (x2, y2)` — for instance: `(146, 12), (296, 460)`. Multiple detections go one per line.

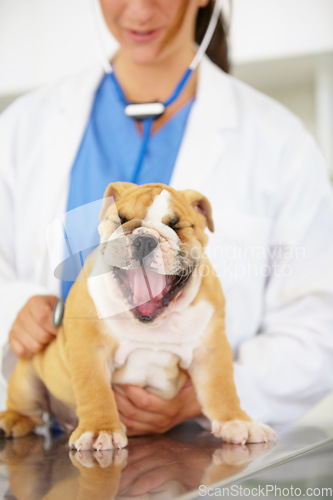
(125, 101), (165, 121)
(53, 297), (65, 328)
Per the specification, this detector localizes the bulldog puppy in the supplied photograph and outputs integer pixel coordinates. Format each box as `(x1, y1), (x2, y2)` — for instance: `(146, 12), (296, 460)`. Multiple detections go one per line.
(0, 182), (276, 450)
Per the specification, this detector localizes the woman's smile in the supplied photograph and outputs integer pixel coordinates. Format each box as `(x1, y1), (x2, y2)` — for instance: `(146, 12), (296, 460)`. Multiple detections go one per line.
(99, 0), (201, 67)
(124, 27), (164, 44)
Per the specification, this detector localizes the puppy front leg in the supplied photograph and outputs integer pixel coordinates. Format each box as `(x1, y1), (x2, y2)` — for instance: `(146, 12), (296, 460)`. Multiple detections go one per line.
(66, 323), (127, 451)
(189, 319), (276, 445)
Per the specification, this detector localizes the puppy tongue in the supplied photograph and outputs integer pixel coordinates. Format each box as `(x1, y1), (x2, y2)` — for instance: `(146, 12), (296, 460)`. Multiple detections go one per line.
(127, 267), (166, 306)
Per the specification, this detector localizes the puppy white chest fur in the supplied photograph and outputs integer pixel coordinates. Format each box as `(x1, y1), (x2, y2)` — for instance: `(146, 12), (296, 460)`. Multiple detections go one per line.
(108, 300), (214, 399)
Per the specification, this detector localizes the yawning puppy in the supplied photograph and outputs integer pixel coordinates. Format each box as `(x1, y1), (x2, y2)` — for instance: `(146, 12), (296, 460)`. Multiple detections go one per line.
(0, 182), (276, 450)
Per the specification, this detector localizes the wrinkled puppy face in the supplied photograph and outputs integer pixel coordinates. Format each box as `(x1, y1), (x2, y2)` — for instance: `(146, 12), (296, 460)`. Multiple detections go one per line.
(97, 182), (214, 323)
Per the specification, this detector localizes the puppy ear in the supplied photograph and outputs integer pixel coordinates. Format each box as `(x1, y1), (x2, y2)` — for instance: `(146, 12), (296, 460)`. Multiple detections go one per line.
(181, 189), (214, 232)
(99, 182), (135, 221)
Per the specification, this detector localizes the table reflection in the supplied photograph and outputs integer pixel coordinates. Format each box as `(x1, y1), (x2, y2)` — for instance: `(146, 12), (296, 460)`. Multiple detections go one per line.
(0, 423), (276, 499)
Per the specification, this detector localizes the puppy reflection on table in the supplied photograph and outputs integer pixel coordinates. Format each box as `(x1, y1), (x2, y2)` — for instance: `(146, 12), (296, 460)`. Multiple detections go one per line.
(0, 183), (276, 449)
(0, 427), (277, 500)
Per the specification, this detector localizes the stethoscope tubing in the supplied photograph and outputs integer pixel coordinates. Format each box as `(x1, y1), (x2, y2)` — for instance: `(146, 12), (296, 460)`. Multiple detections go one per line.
(92, 0), (223, 182)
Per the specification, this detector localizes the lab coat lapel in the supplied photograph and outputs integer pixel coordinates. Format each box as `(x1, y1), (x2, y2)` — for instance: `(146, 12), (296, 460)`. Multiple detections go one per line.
(171, 57), (239, 191)
(36, 66), (105, 289)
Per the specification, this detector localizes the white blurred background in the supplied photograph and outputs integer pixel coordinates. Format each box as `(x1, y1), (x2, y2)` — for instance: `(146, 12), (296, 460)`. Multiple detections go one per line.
(0, 0), (332, 426)
(0, 0), (333, 178)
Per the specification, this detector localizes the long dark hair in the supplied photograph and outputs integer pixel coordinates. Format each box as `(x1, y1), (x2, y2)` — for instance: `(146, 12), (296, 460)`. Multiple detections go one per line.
(195, 1), (230, 73)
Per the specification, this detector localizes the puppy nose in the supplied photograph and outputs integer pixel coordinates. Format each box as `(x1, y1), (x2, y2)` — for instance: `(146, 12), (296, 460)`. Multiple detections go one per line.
(132, 235), (158, 260)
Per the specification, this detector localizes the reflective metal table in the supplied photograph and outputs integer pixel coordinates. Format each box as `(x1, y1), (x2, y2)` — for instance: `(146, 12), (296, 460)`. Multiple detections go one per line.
(0, 422), (332, 499)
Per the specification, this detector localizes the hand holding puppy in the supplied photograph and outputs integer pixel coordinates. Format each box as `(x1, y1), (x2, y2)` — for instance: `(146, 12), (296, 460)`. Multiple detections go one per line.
(114, 378), (202, 436)
(9, 295), (58, 359)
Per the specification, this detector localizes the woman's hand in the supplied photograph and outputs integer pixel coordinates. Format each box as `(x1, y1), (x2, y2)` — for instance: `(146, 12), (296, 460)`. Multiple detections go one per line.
(9, 295), (58, 359)
(114, 378), (203, 436)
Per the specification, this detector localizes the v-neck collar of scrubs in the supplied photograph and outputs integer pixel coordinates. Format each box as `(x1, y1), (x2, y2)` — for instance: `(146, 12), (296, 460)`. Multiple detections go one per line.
(92, 73), (195, 185)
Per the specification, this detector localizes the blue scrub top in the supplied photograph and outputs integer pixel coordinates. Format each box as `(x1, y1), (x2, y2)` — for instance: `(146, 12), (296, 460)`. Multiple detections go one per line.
(61, 73), (194, 299)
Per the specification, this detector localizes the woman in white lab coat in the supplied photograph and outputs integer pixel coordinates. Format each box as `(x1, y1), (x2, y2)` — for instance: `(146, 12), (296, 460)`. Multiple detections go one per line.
(0, 0), (333, 433)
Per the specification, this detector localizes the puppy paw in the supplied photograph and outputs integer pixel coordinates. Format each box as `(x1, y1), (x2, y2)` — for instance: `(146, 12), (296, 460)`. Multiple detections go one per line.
(0, 410), (36, 438)
(69, 427), (128, 451)
(212, 419), (277, 445)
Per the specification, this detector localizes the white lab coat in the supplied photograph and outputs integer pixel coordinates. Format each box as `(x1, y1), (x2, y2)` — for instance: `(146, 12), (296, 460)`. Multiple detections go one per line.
(1, 56), (333, 424)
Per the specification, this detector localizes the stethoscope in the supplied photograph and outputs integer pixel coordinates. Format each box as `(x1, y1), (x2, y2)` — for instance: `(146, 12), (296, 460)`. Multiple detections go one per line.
(52, 0), (223, 328)
(92, 0), (222, 183)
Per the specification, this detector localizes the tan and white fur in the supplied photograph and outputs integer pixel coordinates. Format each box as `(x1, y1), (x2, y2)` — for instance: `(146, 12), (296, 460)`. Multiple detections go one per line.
(0, 182), (276, 450)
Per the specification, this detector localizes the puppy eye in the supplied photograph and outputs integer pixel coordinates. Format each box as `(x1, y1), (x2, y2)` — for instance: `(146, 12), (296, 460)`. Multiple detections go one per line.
(168, 216), (180, 231)
(118, 213), (128, 225)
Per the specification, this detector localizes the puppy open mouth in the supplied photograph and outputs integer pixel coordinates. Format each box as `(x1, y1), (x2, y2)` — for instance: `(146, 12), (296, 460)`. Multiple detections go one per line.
(113, 265), (193, 322)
